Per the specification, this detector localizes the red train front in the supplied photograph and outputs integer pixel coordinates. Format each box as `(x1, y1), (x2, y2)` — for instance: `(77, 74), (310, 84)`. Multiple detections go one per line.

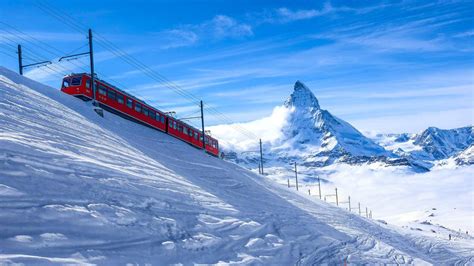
(61, 73), (219, 157)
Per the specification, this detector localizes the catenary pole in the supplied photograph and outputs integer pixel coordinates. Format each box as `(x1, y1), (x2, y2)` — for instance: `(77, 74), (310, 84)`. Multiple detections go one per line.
(335, 188), (339, 206)
(200, 100), (205, 149)
(318, 177), (322, 199)
(348, 196), (351, 212)
(259, 139), (264, 175)
(294, 162), (299, 191)
(17, 45), (23, 75)
(88, 29), (96, 104)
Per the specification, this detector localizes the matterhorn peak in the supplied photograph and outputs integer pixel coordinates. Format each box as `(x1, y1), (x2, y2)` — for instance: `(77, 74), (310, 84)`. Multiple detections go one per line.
(284, 80), (320, 109)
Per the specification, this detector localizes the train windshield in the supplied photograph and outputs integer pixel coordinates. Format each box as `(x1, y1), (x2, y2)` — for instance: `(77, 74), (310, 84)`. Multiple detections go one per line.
(62, 76), (82, 88)
(62, 78), (71, 88)
(71, 76), (82, 86)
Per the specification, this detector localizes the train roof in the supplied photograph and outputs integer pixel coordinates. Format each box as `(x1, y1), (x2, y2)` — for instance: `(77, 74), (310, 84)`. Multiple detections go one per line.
(66, 73), (151, 110)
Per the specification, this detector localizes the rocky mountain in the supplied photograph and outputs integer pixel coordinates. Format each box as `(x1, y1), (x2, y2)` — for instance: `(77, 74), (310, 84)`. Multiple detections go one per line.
(213, 81), (473, 172)
(413, 126), (473, 160)
(372, 126), (473, 167)
(216, 81), (428, 170)
(272, 81), (394, 165)
(454, 144), (474, 165)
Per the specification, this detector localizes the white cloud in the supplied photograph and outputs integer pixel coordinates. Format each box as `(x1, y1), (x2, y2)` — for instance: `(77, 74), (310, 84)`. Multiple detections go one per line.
(322, 164), (474, 231)
(159, 29), (199, 49)
(158, 15), (253, 48)
(274, 7), (320, 22)
(257, 3), (390, 24)
(209, 15), (253, 39)
(209, 105), (292, 151)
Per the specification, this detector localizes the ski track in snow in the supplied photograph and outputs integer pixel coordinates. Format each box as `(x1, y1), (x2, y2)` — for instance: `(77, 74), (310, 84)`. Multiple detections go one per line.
(0, 68), (473, 264)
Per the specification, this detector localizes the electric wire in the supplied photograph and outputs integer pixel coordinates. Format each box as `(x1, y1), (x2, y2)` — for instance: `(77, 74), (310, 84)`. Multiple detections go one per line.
(34, 0), (259, 139)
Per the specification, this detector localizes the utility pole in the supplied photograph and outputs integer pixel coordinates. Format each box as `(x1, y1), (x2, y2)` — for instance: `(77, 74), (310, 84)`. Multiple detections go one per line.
(17, 45), (23, 75)
(370, 210), (372, 219)
(308, 189), (311, 196)
(366, 207), (369, 218)
(358, 202), (361, 216)
(287, 179), (290, 188)
(335, 188), (339, 206)
(259, 139), (264, 175)
(348, 196), (351, 212)
(17, 44), (51, 75)
(88, 29), (96, 104)
(318, 177), (322, 199)
(294, 162), (299, 191)
(200, 100), (205, 149)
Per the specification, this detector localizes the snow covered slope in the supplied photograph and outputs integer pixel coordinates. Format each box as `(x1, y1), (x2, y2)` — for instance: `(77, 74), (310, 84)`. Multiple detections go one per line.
(0, 67), (473, 264)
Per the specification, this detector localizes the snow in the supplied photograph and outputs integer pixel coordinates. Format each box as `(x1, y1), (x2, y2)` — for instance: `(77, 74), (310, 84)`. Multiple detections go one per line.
(0, 67), (473, 264)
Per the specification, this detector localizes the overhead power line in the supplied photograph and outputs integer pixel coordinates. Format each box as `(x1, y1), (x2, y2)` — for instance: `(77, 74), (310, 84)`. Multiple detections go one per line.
(33, 0), (259, 139)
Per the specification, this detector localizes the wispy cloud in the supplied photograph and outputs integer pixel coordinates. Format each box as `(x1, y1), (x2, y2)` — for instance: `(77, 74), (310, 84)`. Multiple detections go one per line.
(253, 2), (390, 24)
(156, 15), (253, 49)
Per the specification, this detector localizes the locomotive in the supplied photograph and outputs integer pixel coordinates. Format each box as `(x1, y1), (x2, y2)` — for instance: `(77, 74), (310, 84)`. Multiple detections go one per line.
(60, 73), (219, 156)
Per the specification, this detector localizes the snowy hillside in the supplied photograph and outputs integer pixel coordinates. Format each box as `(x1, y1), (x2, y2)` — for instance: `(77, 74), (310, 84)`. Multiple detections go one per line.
(1, 67), (473, 264)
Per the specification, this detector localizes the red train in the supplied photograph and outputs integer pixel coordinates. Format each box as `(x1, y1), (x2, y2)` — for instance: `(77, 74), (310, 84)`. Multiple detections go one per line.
(60, 73), (219, 156)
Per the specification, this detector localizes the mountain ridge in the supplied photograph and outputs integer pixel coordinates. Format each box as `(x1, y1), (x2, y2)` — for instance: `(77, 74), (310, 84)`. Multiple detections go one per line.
(214, 81), (472, 171)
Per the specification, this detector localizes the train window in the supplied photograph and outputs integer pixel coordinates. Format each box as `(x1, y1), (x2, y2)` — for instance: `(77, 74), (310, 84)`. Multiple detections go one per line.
(98, 85), (107, 96)
(71, 77), (82, 86)
(117, 94), (124, 104)
(155, 113), (160, 121)
(126, 99), (133, 108)
(183, 127), (188, 135)
(62, 78), (71, 88)
(188, 130), (193, 137)
(169, 120), (173, 127)
(194, 132), (198, 140)
(143, 108), (149, 116)
(178, 124), (183, 132)
(150, 111), (156, 120)
(160, 115), (165, 123)
(86, 79), (90, 88)
(107, 89), (116, 100)
(173, 121), (177, 129)
(135, 103), (142, 112)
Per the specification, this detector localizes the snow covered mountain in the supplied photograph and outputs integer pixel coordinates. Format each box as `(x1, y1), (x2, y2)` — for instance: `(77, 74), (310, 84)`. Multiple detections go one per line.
(278, 81), (390, 161)
(214, 81), (427, 170)
(372, 126), (473, 167)
(2, 67), (474, 264)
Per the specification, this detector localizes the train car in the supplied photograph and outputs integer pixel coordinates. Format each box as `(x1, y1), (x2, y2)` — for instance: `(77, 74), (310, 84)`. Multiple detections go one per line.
(61, 73), (219, 157)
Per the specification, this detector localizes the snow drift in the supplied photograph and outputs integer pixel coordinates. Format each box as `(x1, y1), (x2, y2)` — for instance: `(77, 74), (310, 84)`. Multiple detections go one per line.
(0, 67), (473, 264)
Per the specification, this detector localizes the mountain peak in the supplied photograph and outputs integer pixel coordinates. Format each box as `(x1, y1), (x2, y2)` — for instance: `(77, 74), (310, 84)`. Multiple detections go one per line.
(284, 80), (320, 109)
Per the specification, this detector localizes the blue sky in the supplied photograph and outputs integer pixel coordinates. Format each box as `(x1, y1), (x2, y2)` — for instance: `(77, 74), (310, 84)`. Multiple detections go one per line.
(0, 0), (473, 133)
